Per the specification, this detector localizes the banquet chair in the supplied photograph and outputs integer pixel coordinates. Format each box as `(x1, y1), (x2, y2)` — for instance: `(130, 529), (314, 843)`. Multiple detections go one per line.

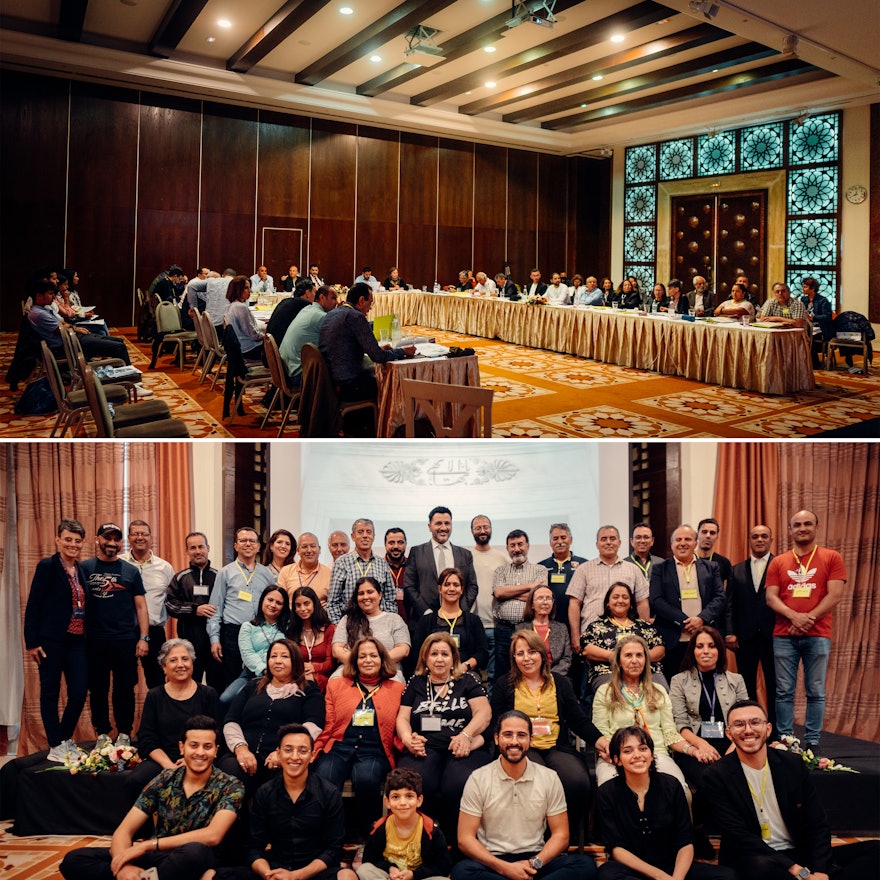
(61, 326), (137, 402)
(190, 307), (208, 375)
(826, 311), (873, 375)
(82, 363), (190, 438)
(262, 334), (301, 434)
(297, 343), (377, 438)
(221, 324), (270, 423)
(200, 312), (227, 388)
(150, 301), (198, 370)
(400, 377), (493, 438)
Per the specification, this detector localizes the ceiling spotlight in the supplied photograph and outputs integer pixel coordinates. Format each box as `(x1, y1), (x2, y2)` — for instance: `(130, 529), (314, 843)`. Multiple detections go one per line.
(782, 34), (799, 55)
(217, 19), (231, 28)
(484, 45), (497, 53)
(404, 24), (445, 64)
(610, 34), (624, 43)
(485, 81), (496, 88)
(370, 54), (382, 62)
(339, 6), (353, 14)
(688, 1), (719, 20)
(592, 73), (603, 81)
(206, 36), (216, 42)
(580, 103), (587, 108)
(599, 147), (613, 158)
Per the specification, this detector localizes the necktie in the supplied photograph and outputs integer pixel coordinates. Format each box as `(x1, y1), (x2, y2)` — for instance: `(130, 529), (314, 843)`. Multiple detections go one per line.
(436, 543), (450, 574)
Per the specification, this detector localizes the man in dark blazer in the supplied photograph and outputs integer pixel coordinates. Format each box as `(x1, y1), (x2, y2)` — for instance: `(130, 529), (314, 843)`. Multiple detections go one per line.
(522, 268), (548, 298)
(403, 506), (478, 619)
(704, 700), (878, 879)
(726, 523), (777, 727)
(649, 524), (726, 679)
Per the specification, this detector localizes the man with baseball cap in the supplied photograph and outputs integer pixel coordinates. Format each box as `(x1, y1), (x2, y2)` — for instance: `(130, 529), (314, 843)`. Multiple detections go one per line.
(81, 522), (149, 747)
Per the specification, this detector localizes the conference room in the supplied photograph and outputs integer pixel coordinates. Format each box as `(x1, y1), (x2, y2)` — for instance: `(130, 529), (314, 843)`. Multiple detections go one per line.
(0, 0), (877, 438)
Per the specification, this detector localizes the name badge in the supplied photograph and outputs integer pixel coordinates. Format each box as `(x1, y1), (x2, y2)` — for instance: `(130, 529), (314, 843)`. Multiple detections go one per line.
(532, 716), (552, 737)
(421, 716), (442, 732)
(760, 822), (770, 840)
(550, 574), (566, 584)
(237, 590), (252, 602)
(193, 585), (209, 596)
(700, 721), (725, 739)
(451, 634), (461, 647)
(353, 708), (375, 726)
(791, 585), (812, 598)
(680, 588), (698, 600)
(71, 606), (86, 621)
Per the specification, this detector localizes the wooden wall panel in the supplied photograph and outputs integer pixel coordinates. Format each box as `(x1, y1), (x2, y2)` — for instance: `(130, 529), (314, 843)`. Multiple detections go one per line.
(507, 149), (538, 284)
(136, 94), (201, 300)
(67, 83), (139, 328)
(574, 156), (612, 279)
(200, 103), (258, 278)
(399, 134), (438, 290)
(0, 71), (69, 331)
(538, 154), (568, 275)
(257, 111), (311, 280)
(309, 120), (357, 283)
(473, 144), (508, 279)
(355, 127), (400, 282)
(437, 139), (474, 284)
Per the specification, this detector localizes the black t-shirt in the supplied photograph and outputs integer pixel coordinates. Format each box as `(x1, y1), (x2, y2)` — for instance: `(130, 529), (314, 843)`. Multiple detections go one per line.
(401, 672), (486, 750)
(81, 556), (145, 639)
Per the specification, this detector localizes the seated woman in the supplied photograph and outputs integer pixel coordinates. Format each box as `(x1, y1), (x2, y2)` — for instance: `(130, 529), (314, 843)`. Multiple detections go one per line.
(289, 585), (336, 692)
(592, 634), (689, 797)
(219, 638), (324, 796)
(713, 282), (755, 324)
(332, 576), (410, 682)
(220, 584), (290, 704)
(617, 279), (641, 309)
(396, 633), (492, 830)
(315, 637), (404, 836)
(130, 638), (222, 791)
(515, 584), (572, 676)
(262, 529), (297, 578)
(597, 726), (736, 880)
(491, 630), (609, 839)
(415, 567), (488, 677)
(581, 583), (665, 694)
(601, 277), (617, 307)
(223, 275), (264, 362)
(648, 283), (668, 313)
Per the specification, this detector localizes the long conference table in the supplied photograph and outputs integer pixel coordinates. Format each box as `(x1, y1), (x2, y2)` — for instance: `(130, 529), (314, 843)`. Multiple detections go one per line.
(370, 291), (815, 395)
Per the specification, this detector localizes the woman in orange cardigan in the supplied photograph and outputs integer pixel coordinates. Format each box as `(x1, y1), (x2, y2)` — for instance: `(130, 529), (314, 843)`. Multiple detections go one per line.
(314, 636), (404, 835)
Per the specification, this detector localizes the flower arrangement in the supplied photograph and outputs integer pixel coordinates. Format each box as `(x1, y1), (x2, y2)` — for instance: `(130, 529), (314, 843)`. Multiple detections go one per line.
(523, 293), (548, 305)
(332, 284), (349, 298)
(68, 741), (142, 775)
(770, 735), (857, 773)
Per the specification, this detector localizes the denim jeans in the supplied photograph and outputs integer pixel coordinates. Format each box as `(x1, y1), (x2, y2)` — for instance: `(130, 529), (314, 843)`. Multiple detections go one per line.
(773, 635), (831, 744)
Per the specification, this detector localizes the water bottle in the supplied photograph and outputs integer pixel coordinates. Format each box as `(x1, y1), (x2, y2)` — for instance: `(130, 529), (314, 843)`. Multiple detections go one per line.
(391, 314), (401, 346)
(433, 281), (440, 294)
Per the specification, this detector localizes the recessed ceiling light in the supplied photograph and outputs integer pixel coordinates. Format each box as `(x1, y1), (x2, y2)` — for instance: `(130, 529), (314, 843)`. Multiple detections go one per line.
(592, 73), (603, 81)
(580, 103), (587, 108)
(610, 33), (625, 43)
(206, 36), (216, 43)
(484, 46), (496, 53)
(485, 81), (496, 88)
(712, 68), (719, 73)
(339, 6), (353, 14)
(217, 19), (231, 29)
(370, 54), (382, 62)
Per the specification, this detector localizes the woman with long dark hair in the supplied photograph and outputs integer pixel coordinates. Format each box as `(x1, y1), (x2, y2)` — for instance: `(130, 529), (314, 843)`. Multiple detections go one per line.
(288, 585), (336, 692)
(262, 529), (297, 576)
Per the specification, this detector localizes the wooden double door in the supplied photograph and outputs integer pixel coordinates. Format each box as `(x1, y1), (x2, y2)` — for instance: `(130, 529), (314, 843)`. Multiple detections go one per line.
(671, 190), (766, 302)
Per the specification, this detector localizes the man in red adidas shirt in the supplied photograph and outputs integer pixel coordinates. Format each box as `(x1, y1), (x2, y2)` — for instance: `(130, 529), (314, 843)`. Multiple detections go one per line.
(764, 509), (846, 749)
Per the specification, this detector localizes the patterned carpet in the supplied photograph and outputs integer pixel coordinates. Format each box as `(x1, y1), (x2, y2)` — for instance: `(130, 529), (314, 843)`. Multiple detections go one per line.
(1, 325), (877, 439)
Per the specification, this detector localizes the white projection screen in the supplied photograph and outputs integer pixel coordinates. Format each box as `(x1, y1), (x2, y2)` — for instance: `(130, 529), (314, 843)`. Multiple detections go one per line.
(268, 441), (630, 564)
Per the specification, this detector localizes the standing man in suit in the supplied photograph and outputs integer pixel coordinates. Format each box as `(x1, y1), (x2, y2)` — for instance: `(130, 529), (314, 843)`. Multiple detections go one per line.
(703, 700), (878, 879)
(650, 525), (726, 680)
(726, 524), (776, 727)
(404, 506), (478, 621)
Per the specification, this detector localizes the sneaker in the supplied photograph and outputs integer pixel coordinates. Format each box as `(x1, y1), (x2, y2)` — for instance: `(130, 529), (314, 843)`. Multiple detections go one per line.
(95, 733), (113, 751)
(47, 743), (70, 763)
(115, 733), (132, 748)
(135, 383), (155, 398)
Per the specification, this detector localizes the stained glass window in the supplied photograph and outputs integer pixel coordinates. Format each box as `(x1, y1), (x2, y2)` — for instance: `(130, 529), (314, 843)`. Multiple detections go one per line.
(697, 132), (736, 175)
(659, 139), (694, 180)
(624, 226), (655, 262)
(625, 145), (656, 183)
(740, 124), (783, 170)
(789, 114), (839, 165)
(625, 265), (654, 294)
(624, 186), (656, 223)
(788, 168), (838, 215)
(786, 269), (836, 309)
(787, 219), (837, 266)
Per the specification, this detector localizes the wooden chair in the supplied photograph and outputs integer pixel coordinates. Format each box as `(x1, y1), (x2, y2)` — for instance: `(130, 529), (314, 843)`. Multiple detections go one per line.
(262, 334), (301, 434)
(82, 363), (189, 438)
(400, 376), (493, 438)
(297, 343), (377, 438)
(150, 301), (198, 369)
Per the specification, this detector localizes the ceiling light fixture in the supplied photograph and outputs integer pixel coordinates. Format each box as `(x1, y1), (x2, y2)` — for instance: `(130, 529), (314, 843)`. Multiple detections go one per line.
(484, 46), (497, 53)
(505, 0), (557, 30)
(206, 36), (216, 42)
(339, 6), (354, 15)
(485, 81), (496, 88)
(610, 33), (624, 43)
(370, 54), (382, 62)
(687, 1), (719, 20)
(404, 25), (445, 65)
(782, 34), (799, 55)
(217, 19), (231, 28)
(592, 73), (603, 81)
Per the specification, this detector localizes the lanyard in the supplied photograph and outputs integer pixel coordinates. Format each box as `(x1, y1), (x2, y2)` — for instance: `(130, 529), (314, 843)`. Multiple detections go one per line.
(297, 567), (318, 590)
(261, 623), (279, 644)
(630, 555), (651, 578)
(356, 681), (382, 708)
(302, 628), (316, 661)
(235, 561), (257, 587)
(533, 623), (551, 649)
(745, 761), (770, 815)
(698, 671), (717, 722)
(554, 557), (569, 574)
(793, 546), (818, 578)
(681, 561), (694, 584)
(355, 556), (374, 578)
(440, 611), (460, 636)
(66, 566), (84, 607)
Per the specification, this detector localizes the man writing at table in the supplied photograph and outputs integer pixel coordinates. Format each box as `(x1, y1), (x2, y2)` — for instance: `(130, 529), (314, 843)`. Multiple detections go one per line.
(318, 282), (415, 405)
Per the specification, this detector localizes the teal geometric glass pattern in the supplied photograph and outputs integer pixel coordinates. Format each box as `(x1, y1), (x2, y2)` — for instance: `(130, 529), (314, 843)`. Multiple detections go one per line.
(625, 265), (655, 294)
(625, 145), (656, 183)
(789, 114), (838, 165)
(786, 269), (836, 308)
(659, 139), (694, 180)
(787, 219), (837, 265)
(788, 168), (838, 215)
(697, 132), (735, 175)
(740, 124), (783, 170)
(624, 226), (655, 262)
(624, 186), (656, 223)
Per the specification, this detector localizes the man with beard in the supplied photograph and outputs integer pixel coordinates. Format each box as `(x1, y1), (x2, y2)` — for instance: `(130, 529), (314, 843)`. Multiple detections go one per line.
(165, 531), (222, 689)
(453, 710), (597, 880)
(696, 517), (732, 590)
(278, 532), (332, 607)
(59, 715), (243, 880)
(470, 515), (508, 689)
(383, 528), (409, 622)
(625, 523), (664, 582)
(81, 523), (149, 746)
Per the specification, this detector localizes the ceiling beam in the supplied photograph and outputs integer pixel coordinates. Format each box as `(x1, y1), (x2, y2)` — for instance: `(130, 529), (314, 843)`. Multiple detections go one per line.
(149, 0), (210, 58)
(227, 0), (330, 73)
(294, 0), (456, 87)
(458, 23), (726, 116)
(504, 41), (777, 123)
(543, 60), (827, 130)
(58, 0), (88, 43)
(409, 1), (673, 106)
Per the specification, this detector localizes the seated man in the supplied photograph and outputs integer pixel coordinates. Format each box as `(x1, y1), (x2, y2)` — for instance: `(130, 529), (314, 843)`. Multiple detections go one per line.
(154, 266), (185, 303)
(240, 723), (355, 880)
(575, 276), (604, 307)
(353, 267), (381, 292)
(250, 266), (274, 295)
(493, 273), (519, 300)
(279, 284), (339, 384)
(266, 279), (317, 351)
(545, 273), (570, 305)
(318, 283), (415, 403)
(473, 272), (497, 296)
(758, 282), (806, 328)
(59, 715), (243, 880)
(687, 276), (714, 316)
(703, 701), (879, 880)
(453, 710), (597, 880)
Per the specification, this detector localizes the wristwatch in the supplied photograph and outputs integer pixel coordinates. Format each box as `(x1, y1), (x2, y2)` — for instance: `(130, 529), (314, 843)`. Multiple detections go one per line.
(529, 857), (543, 870)
(796, 868), (810, 879)
(140, 635), (150, 642)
